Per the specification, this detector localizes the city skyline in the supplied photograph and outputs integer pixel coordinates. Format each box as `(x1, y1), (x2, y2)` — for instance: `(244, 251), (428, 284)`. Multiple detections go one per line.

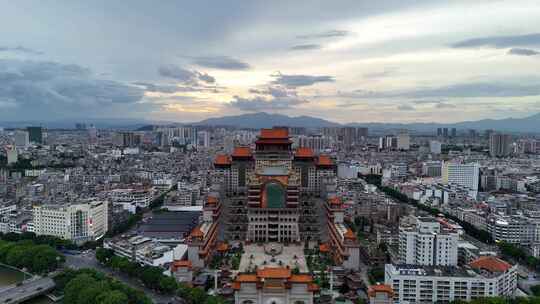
(1, 1), (540, 123)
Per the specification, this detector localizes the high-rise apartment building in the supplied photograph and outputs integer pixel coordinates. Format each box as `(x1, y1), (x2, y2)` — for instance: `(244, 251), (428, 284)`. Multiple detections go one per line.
(27, 126), (43, 144)
(399, 217), (459, 266)
(429, 140), (442, 154)
(442, 162), (480, 191)
(489, 133), (512, 157)
(14, 130), (29, 149)
(296, 134), (327, 152)
(396, 131), (410, 150)
(5, 145), (18, 164)
(197, 130), (210, 148)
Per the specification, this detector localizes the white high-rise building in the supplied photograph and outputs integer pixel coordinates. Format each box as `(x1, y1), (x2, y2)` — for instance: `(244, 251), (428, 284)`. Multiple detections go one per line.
(430, 140), (442, 154)
(33, 200), (108, 243)
(399, 217), (459, 266)
(442, 162), (480, 191)
(14, 130), (29, 149)
(197, 131), (210, 148)
(397, 131), (410, 150)
(5, 145), (18, 164)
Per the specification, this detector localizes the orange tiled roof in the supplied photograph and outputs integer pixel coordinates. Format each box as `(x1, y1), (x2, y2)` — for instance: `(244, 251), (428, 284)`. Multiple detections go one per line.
(207, 195), (218, 205)
(469, 256), (512, 273)
(329, 196), (341, 206)
(260, 128), (289, 139)
(319, 243), (330, 253)
(295, 147), (314, 158)
(190, 226), (204, 238)
(257, 267), (292, 279)
(344, 228), (357, 240)
(368, 284), (394, 297)
(308, 283), (320, 292)
(289, 274), (313, 283)
(171, 260), (192, 271)
(235, 274), (258, 282)
(217, 242), (229, 252)
(317, 155), (333, 166)
(214, 154), (231, 165)
(232, 146), (252, 157)
(232, 282), (241, 290)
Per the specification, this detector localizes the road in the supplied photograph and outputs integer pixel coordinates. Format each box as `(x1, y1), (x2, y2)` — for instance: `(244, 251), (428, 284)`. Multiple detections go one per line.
(0, 277), (55, 304)
(64, 250), (173, 304)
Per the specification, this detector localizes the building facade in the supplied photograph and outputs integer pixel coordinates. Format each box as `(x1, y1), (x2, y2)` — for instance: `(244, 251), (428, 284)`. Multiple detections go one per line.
(399, 217), (459, 266)
(33, 200), (108, 243)
(385, 256), (517, 303)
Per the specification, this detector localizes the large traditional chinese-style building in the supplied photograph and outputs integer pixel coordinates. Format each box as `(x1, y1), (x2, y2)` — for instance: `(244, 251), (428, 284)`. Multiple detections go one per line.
(232, 267), (319, 304)
(214, 127), (337, 243)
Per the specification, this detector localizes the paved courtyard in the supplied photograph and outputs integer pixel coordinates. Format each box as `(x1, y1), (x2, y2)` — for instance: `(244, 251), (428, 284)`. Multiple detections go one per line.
(239, 243), (308, 273)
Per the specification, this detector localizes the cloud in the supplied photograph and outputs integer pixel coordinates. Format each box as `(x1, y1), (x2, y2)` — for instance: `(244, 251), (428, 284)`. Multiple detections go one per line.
(349, 82), (540, 98)
(0, 59), (145, 119)
(451, 33), (540, 48)
(297, 30), (349, 39)
(290, 44), (321, 51)
(508, 48), (540, 56)
(158, 64), (215, 84)
(362, 68), (398, 79)
(271, 73), (335, 88)
(435, 102), (457, 109)
(229, 95), (307, 111)
(397, 104), (415, 111)
(191, 56), (250, 70)
(0, 46), (43, 55)
(230, 85), (308, 111)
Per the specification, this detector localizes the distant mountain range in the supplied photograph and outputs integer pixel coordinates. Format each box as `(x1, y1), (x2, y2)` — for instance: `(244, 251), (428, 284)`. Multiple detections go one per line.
(194, 112), (540, 133)
(2, 112), (539, 133)
(194, 112), (341, 128)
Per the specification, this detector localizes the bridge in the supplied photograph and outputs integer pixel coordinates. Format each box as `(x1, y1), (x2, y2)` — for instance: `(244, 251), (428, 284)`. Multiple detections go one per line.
(0, 277), (55, 304)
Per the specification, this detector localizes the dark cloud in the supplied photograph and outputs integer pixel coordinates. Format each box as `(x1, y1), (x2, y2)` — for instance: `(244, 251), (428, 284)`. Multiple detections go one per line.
(397, 104), (415, 111)
(271, 73), (335, 88)
(451, 33), (540, 48)
(507, 48), (540, 56)
(290, 44), (321, 51)
(349, 82), (540, 98)
(297, 30), (349, 39)
(0, 59), (144, 119)
(158, 64), (215, 84)
(0, 46), (43, 55)
(191, 56), (250, 70)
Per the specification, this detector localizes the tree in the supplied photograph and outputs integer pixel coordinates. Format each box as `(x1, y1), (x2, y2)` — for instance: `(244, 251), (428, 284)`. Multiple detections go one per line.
(531, 285), (540, 296)
(96, 248), (114, 264)
(96, 290), (129, 304)
(159, 276), (178, 294)
(63, 274), (99, 304)
(140, 266), (163, 290)
(188, 287), (208, 304)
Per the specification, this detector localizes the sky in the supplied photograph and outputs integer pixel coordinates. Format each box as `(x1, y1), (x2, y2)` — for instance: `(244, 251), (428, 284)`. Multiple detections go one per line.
(1, 0), (540, 124)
